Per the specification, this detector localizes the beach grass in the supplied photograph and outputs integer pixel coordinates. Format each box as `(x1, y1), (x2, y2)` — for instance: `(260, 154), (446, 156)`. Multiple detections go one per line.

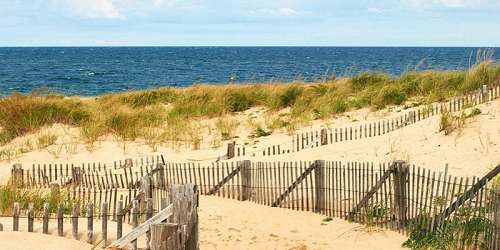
(0, 60), (499, 150)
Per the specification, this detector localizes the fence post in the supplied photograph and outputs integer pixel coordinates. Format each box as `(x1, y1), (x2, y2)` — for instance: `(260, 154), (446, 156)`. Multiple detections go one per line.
(146, 198), (153, 250)
(28, 203), (34, 232)
(165, 223), (180, 249)
(43, 203), (49, 234)
(13, 202), (19, 231)
(117, 201), (123, 239)
(132, 200), (139, 250)
(72, 203), (79, 239)
(241, 160), (252, 201)
(151, 223), (180, 250)
(124, 158), (133, 168)
(392, 160), (408, 230)
(57, 203), (64, 236)
(226, 142), (235, 159)
(151, 223), (168, 250)
(482, 84), (488, 102)
(73, 167), (82, 186)
(12, 164), (23, 188)
(87, 202), (94, 243)
(314, 160), (325, 214)
(101, 202), (108, 248)
(320, 129), (328, 146)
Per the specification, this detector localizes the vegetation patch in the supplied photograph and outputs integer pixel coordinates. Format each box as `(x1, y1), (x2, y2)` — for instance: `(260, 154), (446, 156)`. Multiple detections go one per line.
(0, 59), (498, 152)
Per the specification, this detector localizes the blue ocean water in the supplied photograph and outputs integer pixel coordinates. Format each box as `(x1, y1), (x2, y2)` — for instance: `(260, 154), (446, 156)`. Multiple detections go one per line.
(0, 47), (498, 96)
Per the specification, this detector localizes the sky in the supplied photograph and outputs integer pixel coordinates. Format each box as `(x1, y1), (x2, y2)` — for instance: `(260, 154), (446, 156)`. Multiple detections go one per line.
(1, 0), (499, 46)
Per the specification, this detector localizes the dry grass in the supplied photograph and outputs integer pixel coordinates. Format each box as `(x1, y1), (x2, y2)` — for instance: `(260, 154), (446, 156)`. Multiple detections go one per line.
(0, 60), (498, 152)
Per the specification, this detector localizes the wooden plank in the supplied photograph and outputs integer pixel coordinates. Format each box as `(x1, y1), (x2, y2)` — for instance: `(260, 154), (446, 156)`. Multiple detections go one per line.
(109, 203), (174, 249)
(271, 161), (318, 208)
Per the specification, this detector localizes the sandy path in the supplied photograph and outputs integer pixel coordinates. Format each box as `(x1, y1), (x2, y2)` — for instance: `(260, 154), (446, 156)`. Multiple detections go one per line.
(0, 196), (407, 250)
(198, 196), (406, 250)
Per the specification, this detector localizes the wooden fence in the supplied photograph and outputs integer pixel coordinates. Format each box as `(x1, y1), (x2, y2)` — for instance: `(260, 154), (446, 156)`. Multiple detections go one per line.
(9, 159), (500, 249)
(228, 84), (500, 158)
(1, 180), (198, 250)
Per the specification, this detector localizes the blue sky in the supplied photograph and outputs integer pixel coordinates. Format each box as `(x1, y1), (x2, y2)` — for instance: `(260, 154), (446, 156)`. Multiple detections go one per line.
(1, 0), (499, 46)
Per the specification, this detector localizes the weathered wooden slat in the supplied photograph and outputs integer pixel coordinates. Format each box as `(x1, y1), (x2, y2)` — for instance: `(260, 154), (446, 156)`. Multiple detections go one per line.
(271, 161), (318, 208)
(108, 204), (173, 249)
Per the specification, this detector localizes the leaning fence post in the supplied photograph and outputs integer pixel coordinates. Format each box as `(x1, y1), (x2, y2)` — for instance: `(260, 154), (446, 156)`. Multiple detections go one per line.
(87, 202), (94, 243)
(101, 202), (108, 248)
(314, 160), (325, 214)
(241, 160), (252, 201)
(393, 160), (408, 231)
(43, 203), (49, 234)
(13, 202), (19, 231)
(72, 203), (80, 239)
(57, 203), (64, 236)
(28, 203), (34, 232)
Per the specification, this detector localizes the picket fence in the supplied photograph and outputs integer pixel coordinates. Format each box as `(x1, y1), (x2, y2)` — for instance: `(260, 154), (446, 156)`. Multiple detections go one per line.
(228, 84), (500, 158)
(9, 158), (500, 249)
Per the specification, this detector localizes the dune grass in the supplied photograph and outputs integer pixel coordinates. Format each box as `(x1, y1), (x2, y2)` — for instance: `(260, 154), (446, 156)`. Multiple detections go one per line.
(0, 60), (499, 151)
(0, 184), (74, 216)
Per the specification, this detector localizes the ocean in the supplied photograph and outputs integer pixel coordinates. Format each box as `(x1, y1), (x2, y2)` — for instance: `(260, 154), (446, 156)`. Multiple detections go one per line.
(0, 47), (498, 96)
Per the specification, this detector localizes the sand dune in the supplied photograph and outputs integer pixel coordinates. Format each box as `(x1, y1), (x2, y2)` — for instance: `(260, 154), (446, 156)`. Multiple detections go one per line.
(0, 99), (498, 249)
